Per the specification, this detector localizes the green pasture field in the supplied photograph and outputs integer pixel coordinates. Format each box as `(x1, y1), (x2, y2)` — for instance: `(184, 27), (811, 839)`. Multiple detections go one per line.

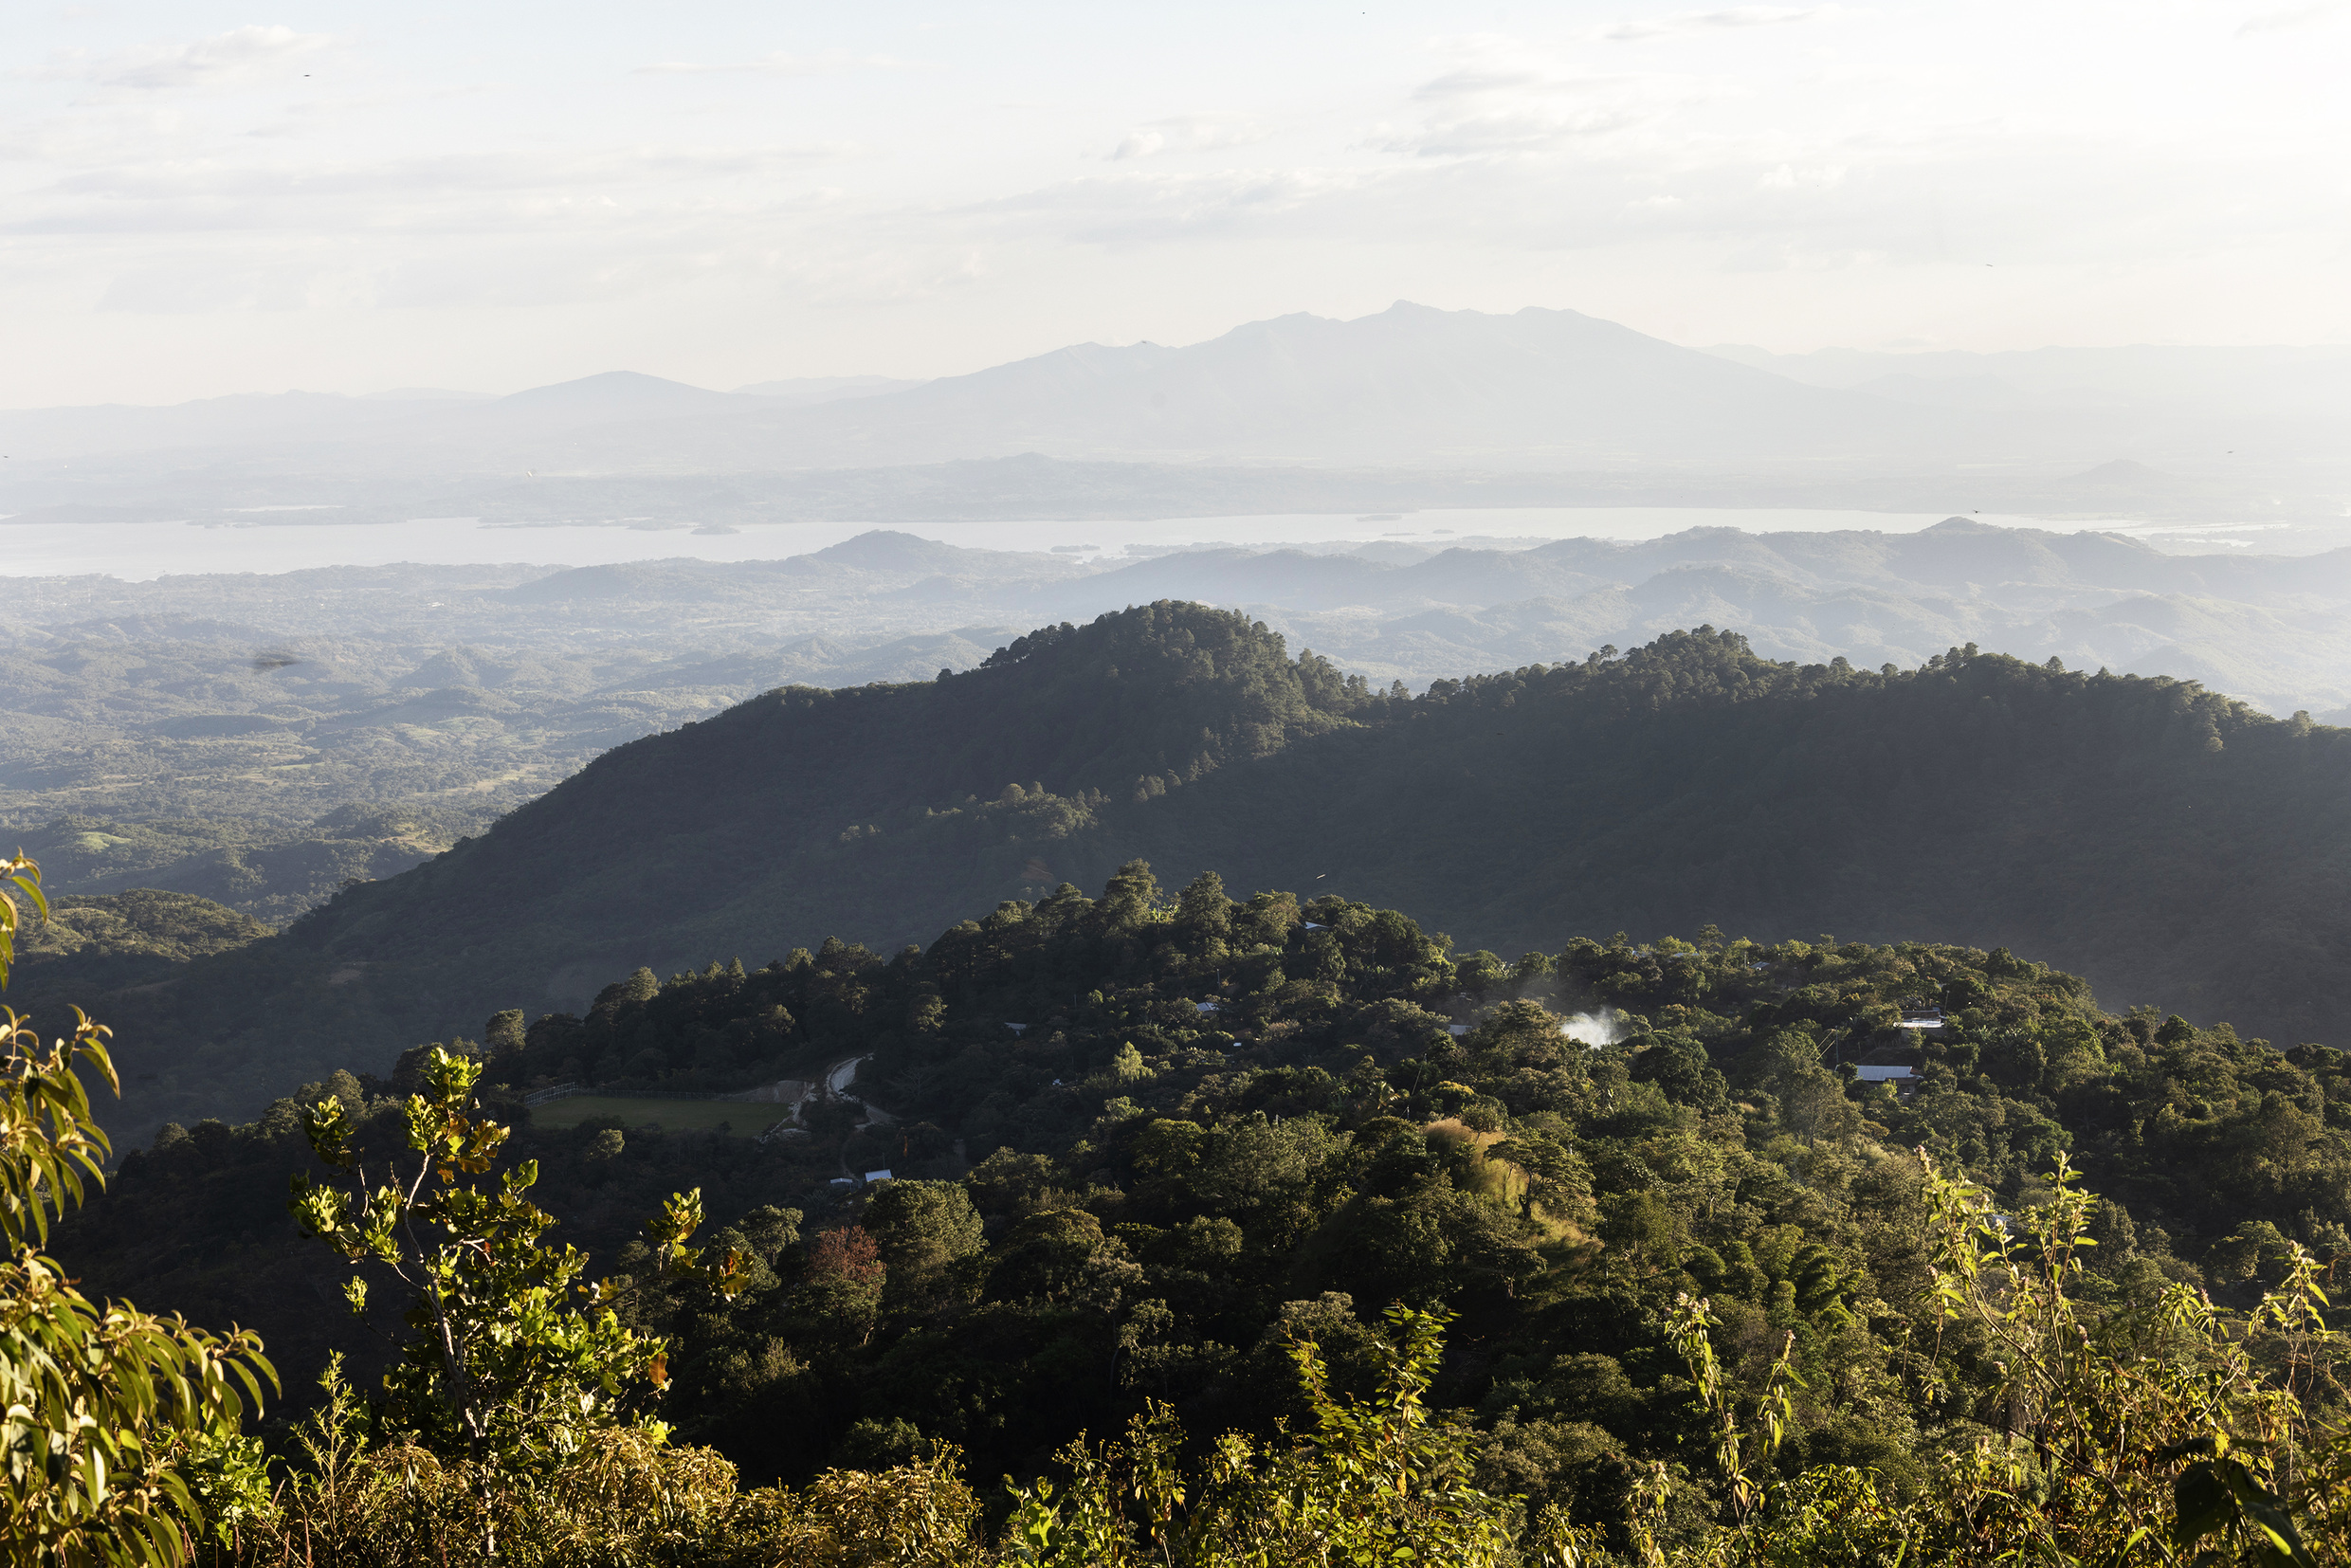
(524, 1095), (785, 1137)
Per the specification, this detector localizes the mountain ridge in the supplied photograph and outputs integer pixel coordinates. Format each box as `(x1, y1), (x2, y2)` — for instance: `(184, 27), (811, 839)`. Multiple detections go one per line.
(63, 607), (2351, 1144)
(533, 301), (1966, 471)
(2, 302), (2290, 476)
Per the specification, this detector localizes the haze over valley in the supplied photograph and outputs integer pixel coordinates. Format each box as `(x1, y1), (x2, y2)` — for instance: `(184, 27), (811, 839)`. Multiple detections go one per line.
(17, 502), (2351, 893)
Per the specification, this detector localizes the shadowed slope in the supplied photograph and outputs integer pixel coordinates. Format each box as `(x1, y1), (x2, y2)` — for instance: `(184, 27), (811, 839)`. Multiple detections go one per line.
(76, 607), (2351, 1140)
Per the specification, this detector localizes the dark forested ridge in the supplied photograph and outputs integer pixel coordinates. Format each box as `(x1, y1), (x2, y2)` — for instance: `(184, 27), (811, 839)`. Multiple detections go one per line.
(64, 601), (2351, 1139)
(51, 867), (2351, 1554)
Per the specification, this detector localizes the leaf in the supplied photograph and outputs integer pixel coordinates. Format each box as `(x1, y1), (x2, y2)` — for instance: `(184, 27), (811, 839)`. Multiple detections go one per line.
(2170, 1464), (2234, 1549)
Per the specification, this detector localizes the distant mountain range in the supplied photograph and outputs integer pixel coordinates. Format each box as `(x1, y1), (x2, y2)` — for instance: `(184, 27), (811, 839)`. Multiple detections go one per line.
(1042, 517), (2351, 716)
(13, 519), (2351, 811)
(3, 305), (2344, 499)
(730, 374), (930, 403)
(641, 302), (1945, 470)
(420, 517), (2351, 718)
(1706, 341), (2351, 430)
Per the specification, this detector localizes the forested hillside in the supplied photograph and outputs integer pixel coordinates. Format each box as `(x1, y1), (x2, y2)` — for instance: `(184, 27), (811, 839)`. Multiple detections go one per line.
(8, 887), (269, 1001)
(17, 809), (461, 924)
(57, 602), (2351, 1140)
(52, 866), (2351, 1559)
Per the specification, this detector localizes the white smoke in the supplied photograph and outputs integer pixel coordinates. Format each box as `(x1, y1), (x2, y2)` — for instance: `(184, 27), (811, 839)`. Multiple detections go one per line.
(1558, 1007), (1626, 1048)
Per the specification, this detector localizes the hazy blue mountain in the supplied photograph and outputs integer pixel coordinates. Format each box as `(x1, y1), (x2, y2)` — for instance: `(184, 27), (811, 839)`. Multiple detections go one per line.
(486, 370), (759, 421)
(0, 390), (437, 463)
(534, 301), (1970, 471)
(1706, 341), (2351, 428)
(3, 309), (2341, 529)
(0, 304), (2130, 474)
(1850, 372), (2034, 410)
(731, 374), (930, 402)
(0, 370), (757, 465)
(361, 387), (495, 402)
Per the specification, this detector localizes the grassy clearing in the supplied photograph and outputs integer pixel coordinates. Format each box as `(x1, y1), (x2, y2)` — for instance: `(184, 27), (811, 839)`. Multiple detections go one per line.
(525, 1095), (784, 1137)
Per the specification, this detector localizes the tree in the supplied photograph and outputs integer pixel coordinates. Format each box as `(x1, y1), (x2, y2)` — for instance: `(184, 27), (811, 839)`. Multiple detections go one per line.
(1175, 870), (1233, 950)
(863, 1180), (984, 1316)
(1095, 860), (1163, 935)
(1, 849), (46, 988)
(1003, 1304), (1542, 1566)
(1655, 1153), (2351, 1566)
(0, 852), (275, 1567)
(1755, 1030), (1860, 1144)
(288, 1044), (741, 1468)
(793, 1227), (885, 1349)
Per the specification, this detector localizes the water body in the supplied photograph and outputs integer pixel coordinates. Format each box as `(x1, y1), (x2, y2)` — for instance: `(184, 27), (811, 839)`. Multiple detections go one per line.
(0, 505), (2297, 581)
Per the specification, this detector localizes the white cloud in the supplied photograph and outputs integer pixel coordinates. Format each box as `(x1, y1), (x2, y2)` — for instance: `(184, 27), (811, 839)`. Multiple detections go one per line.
(1109, 113), (1272, 161)
(1589, 5), (1845, 43)
(2237, 2), (2343, 33)
(18, 143), (852, 224)
(4, 0), (2347, 401)
(635, 50), (930, 77)
(96, 266), (252, 313)
(1378, 53), (1704, 157)
(1758, 162), (1848, 189)
(66, 26), (334, 93)
(968, 165), (1398, 246)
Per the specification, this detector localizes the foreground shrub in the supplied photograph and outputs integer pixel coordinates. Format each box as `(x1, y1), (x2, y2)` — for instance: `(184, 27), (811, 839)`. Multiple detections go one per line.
(2, 848), (275, 1568)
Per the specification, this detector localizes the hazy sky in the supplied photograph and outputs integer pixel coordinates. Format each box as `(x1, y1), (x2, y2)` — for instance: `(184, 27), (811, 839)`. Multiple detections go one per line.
(7, 1), (2347, 405)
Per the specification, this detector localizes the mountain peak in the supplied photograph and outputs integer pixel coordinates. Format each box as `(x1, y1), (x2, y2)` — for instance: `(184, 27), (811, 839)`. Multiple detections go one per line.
(811, 531), (991, 573)
(496, 370), (746, 414)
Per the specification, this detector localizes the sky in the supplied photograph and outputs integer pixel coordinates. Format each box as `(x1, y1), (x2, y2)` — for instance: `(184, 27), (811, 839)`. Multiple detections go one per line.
(5, 1), (2347, 406)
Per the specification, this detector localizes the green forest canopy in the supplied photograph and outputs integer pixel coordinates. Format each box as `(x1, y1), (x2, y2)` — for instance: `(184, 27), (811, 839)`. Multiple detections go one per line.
(53, 858), (2351, 1559)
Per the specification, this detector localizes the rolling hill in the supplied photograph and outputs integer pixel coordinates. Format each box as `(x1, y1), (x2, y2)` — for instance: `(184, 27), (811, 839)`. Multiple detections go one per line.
(63, 603), (2351, 1143)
